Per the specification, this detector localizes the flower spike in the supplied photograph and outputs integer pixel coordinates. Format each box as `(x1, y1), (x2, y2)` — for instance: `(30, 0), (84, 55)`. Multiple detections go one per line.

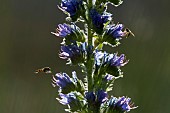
(46, 0), (138, 112)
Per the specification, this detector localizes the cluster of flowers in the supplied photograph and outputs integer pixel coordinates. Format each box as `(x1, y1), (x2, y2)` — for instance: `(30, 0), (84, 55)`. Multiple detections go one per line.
(51, 0), (137, 112)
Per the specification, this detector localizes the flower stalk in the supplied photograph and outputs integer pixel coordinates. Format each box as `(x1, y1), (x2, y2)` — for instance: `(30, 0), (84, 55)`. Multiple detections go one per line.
(47, 0), (138, 112)
(87, 4), (93, 92)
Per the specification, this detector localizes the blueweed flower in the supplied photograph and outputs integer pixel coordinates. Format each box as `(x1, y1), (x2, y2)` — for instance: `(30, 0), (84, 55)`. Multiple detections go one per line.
(106, 24), (126, 39)
(52, 73), (75, 93)
(94, 51), (128, 77)
(96, 90), (108, 103)
(103, 24), (132, 46)
(95, 51), (128, 67)
(85, 90), (107, 112)
(52, 23), (85, 43)
(108, 53), (128, 67)
(59, 42), (87, 65)
(58, 0), (83, 21)
(85, 90), (108, 104)
(52, 23), (72, 37)
(85, 91), (96, 103)
(108, 96), (137, 112)
(105, 53), (128, 76)
(90, 9), (112, 34)
(58, 92), (85, 112)
(58, 93), (76, 105)
(59, 45), (80, 59)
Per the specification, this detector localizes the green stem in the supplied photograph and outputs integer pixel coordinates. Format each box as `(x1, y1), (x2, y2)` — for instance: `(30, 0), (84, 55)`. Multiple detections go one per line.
(86, 1), (94, 113)
(86, 16), (93, 92)
(86, 0), (93, 92)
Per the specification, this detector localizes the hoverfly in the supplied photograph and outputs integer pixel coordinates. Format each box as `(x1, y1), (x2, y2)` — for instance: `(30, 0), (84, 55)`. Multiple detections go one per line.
(34, 67), (52, 74)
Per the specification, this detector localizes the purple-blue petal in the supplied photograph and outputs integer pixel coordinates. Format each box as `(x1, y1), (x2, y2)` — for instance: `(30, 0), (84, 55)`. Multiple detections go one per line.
(107, 24), (125, 38)
(55, 24), (72, 37)
(59, 42), (87, 61)
(54, 73), (72, 88)
(58, 93), (76, 105)
(85, 92), (96, 102)
(90, 9), (112, 29)
(97, 90), (108, 103)
(60, 0), (82, 16)
(110, 96), (137, 112)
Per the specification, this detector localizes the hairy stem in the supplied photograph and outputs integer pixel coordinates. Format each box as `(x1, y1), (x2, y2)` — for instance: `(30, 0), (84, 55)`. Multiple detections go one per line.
(86, 0), (93, 92)
(86, 1), (94, 113)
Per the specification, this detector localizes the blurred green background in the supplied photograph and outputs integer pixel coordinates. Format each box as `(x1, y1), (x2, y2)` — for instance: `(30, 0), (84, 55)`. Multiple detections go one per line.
(0, 0), (170, 113)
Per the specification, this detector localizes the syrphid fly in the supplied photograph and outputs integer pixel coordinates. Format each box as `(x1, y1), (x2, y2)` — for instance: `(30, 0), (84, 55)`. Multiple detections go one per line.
(35, 67), (52, 74)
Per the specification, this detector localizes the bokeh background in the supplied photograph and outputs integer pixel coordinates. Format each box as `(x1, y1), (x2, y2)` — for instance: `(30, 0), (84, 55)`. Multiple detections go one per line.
(0, 0), (170, 113)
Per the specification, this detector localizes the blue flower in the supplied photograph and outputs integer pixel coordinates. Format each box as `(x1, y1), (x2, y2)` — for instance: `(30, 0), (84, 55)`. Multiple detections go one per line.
(103, 24), (134, 46)
(53, 73), (72, 88)
(105, 53), (128, 76)
(108, 53), (128, 67)
(59, 0), (83, 17)
(108, 96), (138, 112)
(85, 92), (96, 103)
(58, 93), (76, 105)
(96, 90), (108, 103)
(94, 51), (128, 77)
(52, 23), (85, 43)
(52, 73), (75, 93)
(60, 45), (80, 59)
(106, 24), (126, 39)
(58, 92), (85, 112)
(90, 9), (112, 33)
(51, 23), (72, 37)
(59, 42), (87, 64)
(85, 90), (108, 104)
(95, 51), (128, 67)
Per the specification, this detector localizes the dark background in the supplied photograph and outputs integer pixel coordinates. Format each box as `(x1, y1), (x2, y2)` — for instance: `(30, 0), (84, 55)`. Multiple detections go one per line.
(0, 0), (170, 113)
